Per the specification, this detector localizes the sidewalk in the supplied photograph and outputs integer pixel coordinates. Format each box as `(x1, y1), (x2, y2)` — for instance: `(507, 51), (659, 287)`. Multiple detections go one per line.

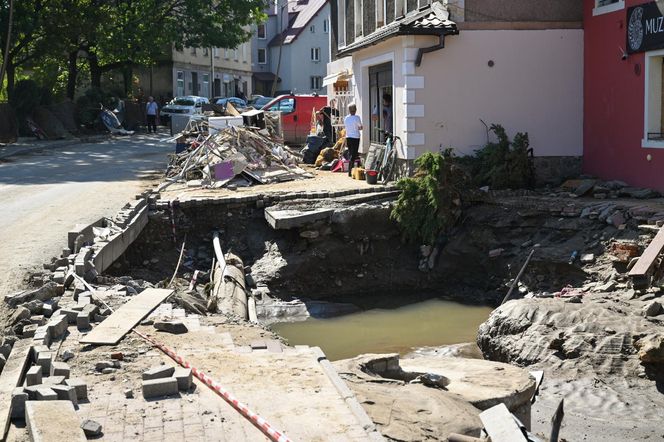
(0, 134), (109, 160)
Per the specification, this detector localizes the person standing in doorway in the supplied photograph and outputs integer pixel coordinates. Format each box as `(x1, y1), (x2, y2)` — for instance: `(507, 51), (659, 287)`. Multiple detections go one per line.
(146, 96), (158, 133)
(344, 104), (363, 177)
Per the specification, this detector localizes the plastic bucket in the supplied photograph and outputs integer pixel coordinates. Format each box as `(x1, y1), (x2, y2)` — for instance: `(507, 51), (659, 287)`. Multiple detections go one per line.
(366, 169), (378, 185)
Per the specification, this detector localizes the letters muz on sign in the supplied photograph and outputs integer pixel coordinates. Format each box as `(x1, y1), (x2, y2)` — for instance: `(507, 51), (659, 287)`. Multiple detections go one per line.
(628, 2), (664, 53)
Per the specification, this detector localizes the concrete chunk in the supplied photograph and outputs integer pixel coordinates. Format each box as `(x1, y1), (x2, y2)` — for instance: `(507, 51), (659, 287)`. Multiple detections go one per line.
(25, 401), (86, 441)
(142, 365), (175, 381)
(173, 367), (192, 391)
(59, 309), (79, 324)
(43, 376), (66, 386)
(76, 312), (90, 330)
(142, 377), (178, 399)
(26, 366), (42, 386)
(21, 324), (38, 338)
(81, 419), (102, 437)
(51, 385), (77, 406)
(64, 378), (87, 401)
(46, 315), (68, 338)
(35, 352), (52, 375)
(52, 362), (70, 379)
(153, 320), (188, 334)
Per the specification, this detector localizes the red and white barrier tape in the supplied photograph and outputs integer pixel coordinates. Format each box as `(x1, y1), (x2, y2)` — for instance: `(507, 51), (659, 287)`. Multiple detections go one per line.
(188, 270), (200, 291)
(132, 330), (293, 442)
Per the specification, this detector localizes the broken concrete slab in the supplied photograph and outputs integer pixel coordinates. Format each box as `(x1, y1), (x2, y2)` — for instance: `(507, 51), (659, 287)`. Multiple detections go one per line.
(80, 419), (102, 437)
(51, 385), (77, 406)
(142, 365), (175, 381)
(25, 401), (87, 441)
(142, 377), (178, 399)
(26, 366), (42, 386)
(173, 367), (192, 391)
(153, 320), (188, 334)
(5, 283), (63, 308)
(264, 207), (334, 230)
(35, 387), (57, 401)
(42, 376), (66, 386)
(51, 362), (70, 379)
(35, 351), (52, 375)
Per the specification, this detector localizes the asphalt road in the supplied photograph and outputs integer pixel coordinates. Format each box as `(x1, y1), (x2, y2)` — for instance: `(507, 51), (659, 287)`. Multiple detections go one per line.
(0, 134), (169, 297)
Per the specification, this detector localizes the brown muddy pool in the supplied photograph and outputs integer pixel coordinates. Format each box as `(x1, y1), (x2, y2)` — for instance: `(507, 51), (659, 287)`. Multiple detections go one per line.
(271, 299), (493, 361)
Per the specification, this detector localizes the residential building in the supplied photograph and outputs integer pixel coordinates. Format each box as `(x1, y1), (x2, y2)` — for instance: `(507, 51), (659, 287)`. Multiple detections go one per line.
(584, 0), (664, 191)
(137, 41), (253, 104)
(252, 0), (331, 96)
(327, 0), (583, 182)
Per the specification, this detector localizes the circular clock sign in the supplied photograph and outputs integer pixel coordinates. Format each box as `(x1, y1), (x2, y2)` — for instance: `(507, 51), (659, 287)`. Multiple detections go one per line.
(629, 7), (645, 53)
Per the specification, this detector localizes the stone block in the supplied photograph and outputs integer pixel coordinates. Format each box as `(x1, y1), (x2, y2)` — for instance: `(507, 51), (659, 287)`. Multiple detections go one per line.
(51, 385), (78, 406)
(60, 309), (79, 324)
(76, 312), (90, 330)
(26, 366), (42, 386)
(21, 324), (38, 338)
(43, 376), (66, 386)
(65, 378), (87, 401)
(80, 419), (102, 437)
(142, 377), (178, 399)
(41, 304), (54, 318)
(35, 387), (57, 401)
(46, 314), (68, 338)
(10, 388), (28, 419)
(25, 401), (87, 441)
(36, 352), (52, 375)
(142, 365), (175, 381)
(173, 367), (192, 391)
(52, 362), (70, 379)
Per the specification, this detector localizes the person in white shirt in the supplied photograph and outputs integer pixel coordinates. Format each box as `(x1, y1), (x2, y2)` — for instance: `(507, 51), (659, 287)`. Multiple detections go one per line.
(146, 96), (158, 133)
(344, 104), (363, 177)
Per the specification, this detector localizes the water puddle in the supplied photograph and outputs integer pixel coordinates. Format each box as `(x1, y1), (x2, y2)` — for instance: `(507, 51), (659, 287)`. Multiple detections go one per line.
(272, 299), (493, 361)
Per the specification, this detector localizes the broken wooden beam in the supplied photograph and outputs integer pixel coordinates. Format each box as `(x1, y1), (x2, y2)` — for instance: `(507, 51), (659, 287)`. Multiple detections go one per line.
(79, 288), (173, 345)
(629, 227), (664, 281)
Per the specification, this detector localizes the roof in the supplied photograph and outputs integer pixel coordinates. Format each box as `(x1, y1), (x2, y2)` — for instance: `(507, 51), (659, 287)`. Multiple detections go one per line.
(268, 0), (328, 47)
(337, 1), (458, 57)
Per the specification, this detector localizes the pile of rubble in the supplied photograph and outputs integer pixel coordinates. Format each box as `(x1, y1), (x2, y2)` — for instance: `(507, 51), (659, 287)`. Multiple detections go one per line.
(165, 124), (312, 189)
(559, 178), (661, 200)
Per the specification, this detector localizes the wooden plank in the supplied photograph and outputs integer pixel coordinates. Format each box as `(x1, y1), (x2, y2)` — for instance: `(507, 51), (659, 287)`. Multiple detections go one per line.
(0, 339), (32, 439)
(629, 227), (664, 277)
(479, 403), (527, 442)
(80, 288), (173, 345)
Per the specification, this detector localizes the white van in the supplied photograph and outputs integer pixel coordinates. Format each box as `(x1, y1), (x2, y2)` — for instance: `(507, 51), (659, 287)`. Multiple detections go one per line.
(160, 96), (209, 123)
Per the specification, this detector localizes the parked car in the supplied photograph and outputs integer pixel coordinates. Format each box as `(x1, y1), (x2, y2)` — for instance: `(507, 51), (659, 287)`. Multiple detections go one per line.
(214, 97), (248, 110)
(262, 94), (327, 145)
(160, 96), (209, 123)
(248, 95), (273, 109)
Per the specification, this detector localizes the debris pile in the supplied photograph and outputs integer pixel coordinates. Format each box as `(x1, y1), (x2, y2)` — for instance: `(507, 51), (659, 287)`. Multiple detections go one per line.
(560, 178), (661, 200)
(165, 124), (312, 189)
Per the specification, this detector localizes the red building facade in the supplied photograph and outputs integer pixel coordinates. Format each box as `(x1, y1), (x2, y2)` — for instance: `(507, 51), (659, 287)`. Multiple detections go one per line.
(584, 0), (664, 190)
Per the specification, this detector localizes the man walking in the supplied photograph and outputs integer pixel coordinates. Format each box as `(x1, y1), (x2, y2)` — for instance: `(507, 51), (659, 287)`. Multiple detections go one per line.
(146, 96), (158, 133)
(344, 104), (363, 177)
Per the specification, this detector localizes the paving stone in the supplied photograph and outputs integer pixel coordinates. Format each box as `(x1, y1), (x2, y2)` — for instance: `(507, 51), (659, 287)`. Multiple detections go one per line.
(10, 387), (28, 419)
(52, 362), (70, 379)
(81, 419), (103, 437)
(26, 366), (43, 386)
(43, 376), (66, 386)
(142, 366), (175, 381)
(65, 378), (87, 401)
(60, 309), (80, 324)
(173, 367), (192, 391)
(46, 314), (68, 338)
(25, 401), (87, 441)
(35, 352), (52, 375)
(142, 378), (178, 399)
(76, 312), (91, 329)
(51, 385), (78, 406)
(35, 387), (57, 401)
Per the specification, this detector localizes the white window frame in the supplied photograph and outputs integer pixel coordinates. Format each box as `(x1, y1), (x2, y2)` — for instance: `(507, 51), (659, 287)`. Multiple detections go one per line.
(257, 23), (267, 39)
(642, 49), (664, 149)
(257, 48), (267, 64)
(592, 0), (625, 17)
(311, 47), (321, 62)
(176, 71), (185, 97)
(225, 48), (230, 59)
(213, 48), (220, 58)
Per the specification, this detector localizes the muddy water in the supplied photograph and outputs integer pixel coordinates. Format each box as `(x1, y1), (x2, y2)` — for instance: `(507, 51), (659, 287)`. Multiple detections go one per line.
(272, 299), (493, 361)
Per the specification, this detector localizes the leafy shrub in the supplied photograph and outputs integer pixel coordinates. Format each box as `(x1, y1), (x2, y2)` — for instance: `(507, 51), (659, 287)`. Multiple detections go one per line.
(390, 150), (466, 245)
(75, 88), (114, 127)
(459, 124), (534, 189)
(9, 80), (43, 135)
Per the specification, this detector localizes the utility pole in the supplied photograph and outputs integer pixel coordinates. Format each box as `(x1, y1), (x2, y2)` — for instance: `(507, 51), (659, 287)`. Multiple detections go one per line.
(271, 0), (287, 97)
(0, 0), (15, 95)
(210, 47), (215, 98)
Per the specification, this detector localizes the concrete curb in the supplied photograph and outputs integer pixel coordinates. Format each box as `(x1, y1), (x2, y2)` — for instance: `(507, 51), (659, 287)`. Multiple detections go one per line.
(311, 347), (386, 441)
(0, 135), (109, 160)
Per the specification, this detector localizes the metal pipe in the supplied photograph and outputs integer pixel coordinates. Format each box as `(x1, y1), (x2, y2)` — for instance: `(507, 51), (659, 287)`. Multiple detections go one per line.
(501, 248), (536, 306)
(415, 34), (445, 67)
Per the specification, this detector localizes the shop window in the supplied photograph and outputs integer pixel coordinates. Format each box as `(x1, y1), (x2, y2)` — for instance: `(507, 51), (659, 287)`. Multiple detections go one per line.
(643, 51), (664, 148)
(258, 48), (267, 64)
(593, 0), (624, 16)
(368, 62), (393, 144)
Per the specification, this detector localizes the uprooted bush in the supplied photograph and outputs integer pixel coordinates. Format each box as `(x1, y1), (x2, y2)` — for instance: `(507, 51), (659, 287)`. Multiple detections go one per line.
(390, 150), (467, 245)
(459, 124), (534, 189)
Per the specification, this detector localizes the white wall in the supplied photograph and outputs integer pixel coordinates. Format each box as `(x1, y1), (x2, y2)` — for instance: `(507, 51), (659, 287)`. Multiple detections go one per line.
(348, 29), (584, 159)
(414, 30), (584, 157)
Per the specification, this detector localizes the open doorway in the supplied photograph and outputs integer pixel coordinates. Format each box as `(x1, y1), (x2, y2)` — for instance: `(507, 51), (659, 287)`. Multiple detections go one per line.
(369, 62), (393, 144)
